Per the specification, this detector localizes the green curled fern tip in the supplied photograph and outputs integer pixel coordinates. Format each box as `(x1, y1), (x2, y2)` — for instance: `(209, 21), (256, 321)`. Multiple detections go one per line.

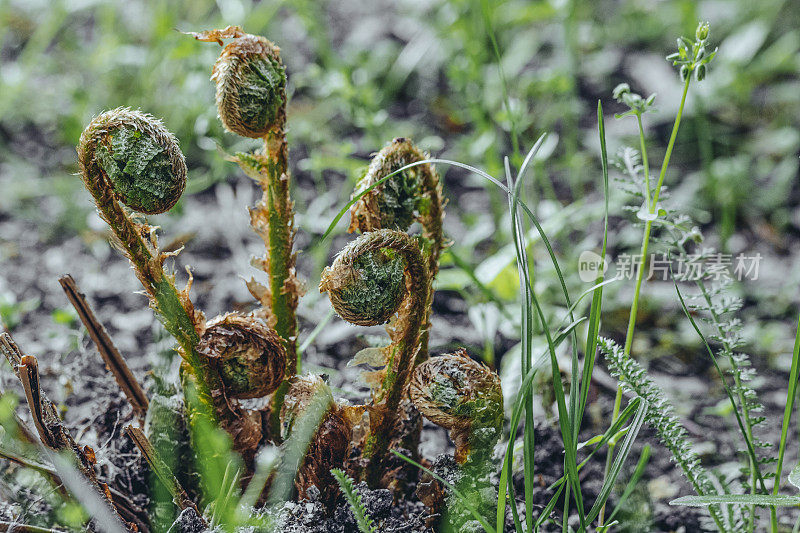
(409, 349), (503, 464)
(319, 230), (407, 326)
(195, 26), (286, 139)
(78, 107), (187, 214)
(349, 138), (432, 233)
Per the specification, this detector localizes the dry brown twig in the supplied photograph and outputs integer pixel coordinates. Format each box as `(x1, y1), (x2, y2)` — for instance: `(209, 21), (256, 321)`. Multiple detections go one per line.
(58, 274), (149, 420)
(123, 425), (202, 518)
(0, 333), (128, 528)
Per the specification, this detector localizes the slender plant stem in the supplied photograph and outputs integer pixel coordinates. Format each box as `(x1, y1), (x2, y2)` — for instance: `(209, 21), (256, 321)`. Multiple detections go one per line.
(259, 111), (301, 441)
(599, 74), (692, 527)
(772, 312), (800, 532)
(636, 113), (651, 213)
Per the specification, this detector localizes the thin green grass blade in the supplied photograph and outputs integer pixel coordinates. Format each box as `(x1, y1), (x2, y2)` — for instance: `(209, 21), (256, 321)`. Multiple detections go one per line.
(577, 101), (611, 426)
(506, 156), (536, 533)
(586, 398), (648, 523)
(671, 495), (800, 507)
(391, 450), (497, 533)
(508, 167), (585, 529)
(775, 313), (800, 497)
(604, 445), (651, 527)
(545, 398), (642, 494)
(497, 318), (585, 532)
(322, 159), (505, 240)
(537, 400), (643, 529)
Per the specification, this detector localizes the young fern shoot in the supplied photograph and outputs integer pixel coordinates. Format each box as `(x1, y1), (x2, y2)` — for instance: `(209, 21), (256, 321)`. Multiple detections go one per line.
(192, 26), (302, 438)
(349, 138), (446, 365)
(409, 349), (503, 466)
(77, 108), (219, 422)
(320, 229), (428, 485)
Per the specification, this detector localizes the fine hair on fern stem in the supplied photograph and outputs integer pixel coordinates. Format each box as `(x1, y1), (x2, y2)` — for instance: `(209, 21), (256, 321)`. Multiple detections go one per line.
(319, 229), (428, 484)
(192, 26), (301, 440)
(409, 349), (503, 465)
(76, 107), (255, 459)
(349, 138), (446, 366)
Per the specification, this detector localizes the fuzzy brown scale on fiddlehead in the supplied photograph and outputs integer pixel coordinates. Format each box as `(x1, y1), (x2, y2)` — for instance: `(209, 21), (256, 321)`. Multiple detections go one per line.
(409, 349), (503, 465)
(320, 229), (429, 485)
(348, 138), (446, 365)
(197, 313), (286, 399)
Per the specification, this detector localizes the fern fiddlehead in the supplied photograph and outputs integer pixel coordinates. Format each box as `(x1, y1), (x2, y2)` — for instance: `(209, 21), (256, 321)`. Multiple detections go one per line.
(198, 313), (286, 400)
(409, 349), (503, 465)
(192, 26), (301, 439)
(77, 108), (275, 464)
(77, 108), (209, 394)
(320, 229), (428, 484)
(349, 138), (445, 365)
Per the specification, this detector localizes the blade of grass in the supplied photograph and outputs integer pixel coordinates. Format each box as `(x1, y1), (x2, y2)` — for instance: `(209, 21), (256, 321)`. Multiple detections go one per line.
(586, 398), (648, 523)
(603, 445), (651, 527)
(543, 398), (642, 496)
(497, 317), (587, 531)
(392, 450), (497, 533)
(508, 161), (585, 530)
(506, 156), (536, 532)
(671, 495), (800, 507)
(774, 312), (800, 501)
(577, 101), (610, 426)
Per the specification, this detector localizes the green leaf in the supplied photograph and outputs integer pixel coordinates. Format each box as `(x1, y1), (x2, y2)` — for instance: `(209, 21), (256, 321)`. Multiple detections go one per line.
(788, 463), (800, 490)
(670, 494), (800, 507)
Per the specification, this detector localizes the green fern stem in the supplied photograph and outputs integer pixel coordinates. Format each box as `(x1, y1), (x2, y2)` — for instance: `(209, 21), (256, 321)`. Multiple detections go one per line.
(259, 122), (301, 441)
(77, 110), (219, 426)
(320, 230), (428, 485)
(192, 27), (300, 440)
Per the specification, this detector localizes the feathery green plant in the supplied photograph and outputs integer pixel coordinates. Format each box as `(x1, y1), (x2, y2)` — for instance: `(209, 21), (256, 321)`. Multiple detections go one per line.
(599, 336), (729, 531)
(331, 469), (378, 533)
